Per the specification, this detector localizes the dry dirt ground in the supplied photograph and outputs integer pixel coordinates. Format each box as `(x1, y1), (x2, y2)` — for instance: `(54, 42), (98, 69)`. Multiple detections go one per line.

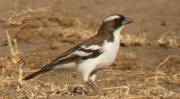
(0, 0), (180, 99)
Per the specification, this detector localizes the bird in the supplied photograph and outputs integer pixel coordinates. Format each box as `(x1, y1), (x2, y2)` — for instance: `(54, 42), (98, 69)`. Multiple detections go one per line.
(23, 14), (133, 92)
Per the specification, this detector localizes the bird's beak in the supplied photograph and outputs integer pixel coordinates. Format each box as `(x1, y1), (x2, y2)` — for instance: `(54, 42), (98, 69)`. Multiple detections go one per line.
(122, 18), (133, 25)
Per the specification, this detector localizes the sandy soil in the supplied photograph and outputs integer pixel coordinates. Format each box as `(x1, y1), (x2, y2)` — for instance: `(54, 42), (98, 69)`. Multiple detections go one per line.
(0, 0), (180, 98)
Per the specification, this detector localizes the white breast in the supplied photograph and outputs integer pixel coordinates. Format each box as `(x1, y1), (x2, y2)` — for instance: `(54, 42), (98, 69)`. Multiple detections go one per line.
(77, 27), (123, 75)
(93, 26), (123, 69)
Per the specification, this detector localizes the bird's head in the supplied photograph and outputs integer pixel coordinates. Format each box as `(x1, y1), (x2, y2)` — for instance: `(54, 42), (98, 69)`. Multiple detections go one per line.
(97, 14), (133, 38)
(103, 14), (133, 30)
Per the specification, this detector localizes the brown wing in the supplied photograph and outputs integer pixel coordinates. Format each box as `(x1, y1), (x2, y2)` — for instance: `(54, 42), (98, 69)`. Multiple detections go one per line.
(23, 44), (81, 80)
(51, 45), (81, 63)
(23, 43), (102, 81)
(23, 54), (83, 80)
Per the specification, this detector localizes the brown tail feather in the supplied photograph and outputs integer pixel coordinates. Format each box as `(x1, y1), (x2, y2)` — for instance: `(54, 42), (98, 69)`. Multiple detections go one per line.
(23, 68), (51, 80)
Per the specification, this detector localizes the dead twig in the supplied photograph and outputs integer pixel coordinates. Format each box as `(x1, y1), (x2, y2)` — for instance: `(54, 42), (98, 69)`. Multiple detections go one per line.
(14, 39), (19, 54)
(155, 55), (171, 71)
(101, 86), (122, 91)
(18, 64), (23, 86)
(6, 30), (15, 56)
(6, 30), (20, 64)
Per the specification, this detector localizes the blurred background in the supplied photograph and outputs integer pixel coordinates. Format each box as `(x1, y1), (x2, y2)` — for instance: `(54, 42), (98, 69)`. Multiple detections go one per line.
(0, 0), (180, 98)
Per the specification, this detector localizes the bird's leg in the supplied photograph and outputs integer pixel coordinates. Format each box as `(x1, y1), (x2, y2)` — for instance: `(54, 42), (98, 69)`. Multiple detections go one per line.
(86, 80), (99, 92)
(90, 80), (99, 91)
(89, 74), (98, 91)
(83, 71), (99, 92)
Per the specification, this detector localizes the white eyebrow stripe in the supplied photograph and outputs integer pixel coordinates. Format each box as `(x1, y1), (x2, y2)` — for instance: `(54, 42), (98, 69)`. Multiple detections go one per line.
(104, 15), (120, 22)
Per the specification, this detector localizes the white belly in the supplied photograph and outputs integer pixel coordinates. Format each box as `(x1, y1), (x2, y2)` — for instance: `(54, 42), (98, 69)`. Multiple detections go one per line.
(95, 40), (120, 68)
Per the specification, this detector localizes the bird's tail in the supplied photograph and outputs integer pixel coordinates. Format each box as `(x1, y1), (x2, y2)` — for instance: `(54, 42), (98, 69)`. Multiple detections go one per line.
(23, 68), (51, 80)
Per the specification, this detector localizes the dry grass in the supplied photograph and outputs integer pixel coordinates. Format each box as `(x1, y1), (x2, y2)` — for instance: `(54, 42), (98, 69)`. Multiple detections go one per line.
(155, 55), (172, 72)
(158, 32), (180, 48)
(121, 32), (147, 46)
(6, 30), (21, 64)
